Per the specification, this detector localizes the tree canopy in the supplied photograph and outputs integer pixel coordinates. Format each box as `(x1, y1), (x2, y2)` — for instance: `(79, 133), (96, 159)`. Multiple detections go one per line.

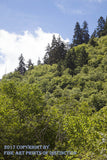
(0, 16), (107, 160)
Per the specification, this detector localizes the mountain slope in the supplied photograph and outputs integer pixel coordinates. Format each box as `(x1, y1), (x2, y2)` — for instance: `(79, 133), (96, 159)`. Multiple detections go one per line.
(0, 35), (107, 160)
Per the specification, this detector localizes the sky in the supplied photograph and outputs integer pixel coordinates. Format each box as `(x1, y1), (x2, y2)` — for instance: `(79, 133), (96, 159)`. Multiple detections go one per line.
(0, 0), (107, 78)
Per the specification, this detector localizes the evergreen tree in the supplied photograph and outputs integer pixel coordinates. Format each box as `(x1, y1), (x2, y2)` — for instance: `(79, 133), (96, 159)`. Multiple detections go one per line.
(17, 54), (26, 75)
(44, 35), (67, 65)
(48, 35), (58, 64)
(26, 59), (34, 70)
(102, 17), (107, 36)
(56, 35), (67, 60)
(44, 43), (50, 64)
(91, 29), (97, 38)
(51, 34), (57, 49)
(82, 21), (89, 43)
(73, 22), (82, 46)
(97, 16), (105, 37)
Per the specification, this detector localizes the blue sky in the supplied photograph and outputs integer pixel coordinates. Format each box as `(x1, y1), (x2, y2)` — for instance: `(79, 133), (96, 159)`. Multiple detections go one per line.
(0, 0), (107, 78)
(0, 0), (107, 39)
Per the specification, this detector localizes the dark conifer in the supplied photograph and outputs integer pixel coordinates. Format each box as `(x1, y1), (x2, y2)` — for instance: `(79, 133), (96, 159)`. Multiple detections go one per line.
(44, 43), (50, 64)
(27, 59), (34, 70)
(51, 34), (57, 49)
(91, 29), (97, 38)
(44, 35), (67, 65)
(73, 22), (82, 46)
(97, 16), (105, 37)
(17, 54), (26, 75)
(82, 21), (89, 43)
(102, 17), (107, 36)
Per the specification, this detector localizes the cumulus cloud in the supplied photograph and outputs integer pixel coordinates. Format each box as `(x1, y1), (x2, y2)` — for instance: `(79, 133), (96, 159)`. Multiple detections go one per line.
(0, 28), (69, 79)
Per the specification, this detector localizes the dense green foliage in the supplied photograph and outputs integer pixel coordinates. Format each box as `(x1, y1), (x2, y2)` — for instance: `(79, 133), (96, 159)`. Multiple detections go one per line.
(0, 35), (107, 160)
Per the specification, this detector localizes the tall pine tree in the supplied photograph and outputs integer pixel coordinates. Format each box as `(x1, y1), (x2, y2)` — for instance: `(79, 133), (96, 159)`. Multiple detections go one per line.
(17, 54), (26, 75)
(73, 22), (82, 46)
(44, 35), (67, 65)
(44, 43), (50, 64)
(102, 17), (107, 36)
(91, 29), (97, 38)
(97, 16), (105, 37)
(81, 21), (89, 43)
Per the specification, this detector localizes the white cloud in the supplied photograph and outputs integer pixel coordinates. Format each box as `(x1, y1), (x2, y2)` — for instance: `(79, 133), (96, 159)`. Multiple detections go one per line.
(0, 28), (69, 79)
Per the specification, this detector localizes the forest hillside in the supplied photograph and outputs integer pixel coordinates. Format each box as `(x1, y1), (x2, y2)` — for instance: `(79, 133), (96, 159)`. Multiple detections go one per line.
(0, 35), (107, 160)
